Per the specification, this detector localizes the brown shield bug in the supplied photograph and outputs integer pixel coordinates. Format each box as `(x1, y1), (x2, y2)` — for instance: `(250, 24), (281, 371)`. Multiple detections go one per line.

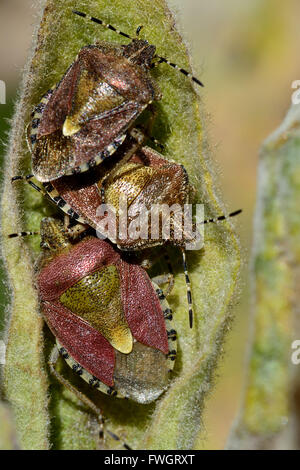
(43, 145), (197, 250)
(8, 217), (177, 448)
(27, 10), (203, 182)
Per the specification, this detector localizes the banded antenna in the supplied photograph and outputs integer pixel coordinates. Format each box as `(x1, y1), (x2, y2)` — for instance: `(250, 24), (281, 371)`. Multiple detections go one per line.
(8, 230), (39, 239)
(181, 209), (242, 328)
(72, 10), (204, 87)
(201, 209), (242, 225)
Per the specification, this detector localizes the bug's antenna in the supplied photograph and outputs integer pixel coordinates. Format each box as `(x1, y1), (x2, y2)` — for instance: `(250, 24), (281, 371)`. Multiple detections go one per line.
(200, 209), (242, 225)
(73, 10), (204, 87)
(136, 25), (143, 37)
(154, 55), (204, 87)
(179, 209), (242, 328)
(8, 231), (39, 239)
(180, 248), (194, 328)
(73, 10), (133, 40)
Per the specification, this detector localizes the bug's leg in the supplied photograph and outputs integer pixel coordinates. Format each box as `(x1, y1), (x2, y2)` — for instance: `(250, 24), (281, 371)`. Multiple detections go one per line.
(150, 57), (163, 69)
(48, 346), (132, 450)
(48, 347), (105, 433)
(63, 216), (89, 240)
(151, 273), (174, 298)
(63, 214), (70, 230)
(11, 174), (47, 196)
(67, 223), (89, 239)
(180, 248), (194, 329)
(148, 247), (194, 328)
(147, 135), (164, 152)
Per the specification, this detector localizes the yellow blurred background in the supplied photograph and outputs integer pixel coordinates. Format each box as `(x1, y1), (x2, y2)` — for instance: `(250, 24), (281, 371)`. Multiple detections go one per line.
(1, 0), (299, 449)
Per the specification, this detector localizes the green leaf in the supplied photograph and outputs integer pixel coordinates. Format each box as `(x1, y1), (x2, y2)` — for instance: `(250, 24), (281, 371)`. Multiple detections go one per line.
(1, 0), (240, 449)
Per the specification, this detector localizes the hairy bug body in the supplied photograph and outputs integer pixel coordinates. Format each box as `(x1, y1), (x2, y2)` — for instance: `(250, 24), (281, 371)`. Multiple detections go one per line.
(31, 217), (177, 404)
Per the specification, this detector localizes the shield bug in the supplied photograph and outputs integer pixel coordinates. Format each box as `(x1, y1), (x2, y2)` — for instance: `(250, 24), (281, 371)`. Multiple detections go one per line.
(27, 10), (203, 182)
(44, 146), (197, 251)
(9, 217), (177, 407)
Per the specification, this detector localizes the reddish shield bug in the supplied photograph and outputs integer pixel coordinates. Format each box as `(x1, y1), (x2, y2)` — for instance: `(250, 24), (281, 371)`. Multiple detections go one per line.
(10, 217), (177, 400)
(27, 10), (203, 182)
(9, 217), (177, 446)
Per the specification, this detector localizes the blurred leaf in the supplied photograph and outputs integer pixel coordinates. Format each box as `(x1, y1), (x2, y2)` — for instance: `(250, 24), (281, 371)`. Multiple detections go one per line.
(0, 401), (19, 450)
(228, 103), (300, 450)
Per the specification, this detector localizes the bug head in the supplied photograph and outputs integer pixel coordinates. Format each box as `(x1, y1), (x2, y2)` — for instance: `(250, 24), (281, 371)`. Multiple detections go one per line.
(122, 39), (156, 68)
(40, 217), (70, 252)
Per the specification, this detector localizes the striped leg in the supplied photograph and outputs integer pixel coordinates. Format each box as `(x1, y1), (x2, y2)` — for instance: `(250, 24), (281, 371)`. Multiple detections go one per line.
(11, 174), (47, 196)
(12, 174), (90, 227)
(67, 223), (89, 239)
(49, 346), (131, 450)
(181, 248), (194, 329)
(151, 273), (174, 298)
(151, 280), (177, 368)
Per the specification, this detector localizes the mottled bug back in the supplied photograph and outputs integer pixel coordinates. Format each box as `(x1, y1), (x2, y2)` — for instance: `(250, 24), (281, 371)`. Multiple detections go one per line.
(114, 341), (170, 403)
(29, 43), (160, 182)
(46, 146), (197, 249)
(36, 225), (174, 402)
(119, 261), (169, 354)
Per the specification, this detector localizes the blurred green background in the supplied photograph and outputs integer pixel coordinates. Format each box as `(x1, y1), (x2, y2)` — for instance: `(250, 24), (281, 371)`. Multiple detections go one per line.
(1, 0), (299, 449)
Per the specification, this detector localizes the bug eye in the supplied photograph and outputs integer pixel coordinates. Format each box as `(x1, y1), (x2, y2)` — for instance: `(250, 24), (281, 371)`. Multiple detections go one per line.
(40, 241), (49, 249)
